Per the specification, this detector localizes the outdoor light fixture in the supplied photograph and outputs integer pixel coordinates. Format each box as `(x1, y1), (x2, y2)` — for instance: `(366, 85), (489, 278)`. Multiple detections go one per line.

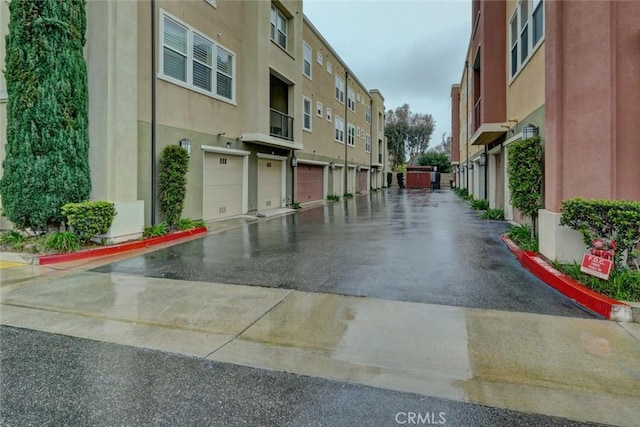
(291, 155), (298, 167)
(179, 138), (191, 158)
(455, 166), (460, 174)
(468, 163), (474, 170)
(522, 123), (539, 139)
(225, 141), (232, 149)
(479, 152), (487, 166)
(329, 162), (336, 170)
(356, 166), (361, 172)
(371, 168), (375, 175)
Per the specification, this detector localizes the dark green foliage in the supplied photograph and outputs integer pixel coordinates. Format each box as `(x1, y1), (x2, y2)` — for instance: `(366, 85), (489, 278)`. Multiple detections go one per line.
(44, 231), (81, 253)
(416, 151), (452, 173)
(62, 201), (116, 242)
(343, 193), (354, 198)
(479, 208), (505, 221)
(142, 222), (169, 238)
(326, 194), (340, 202)
(453, 187), (473, 201)
(158, 145), (189, 228)
(470, 199), (489, 210)
(507, 137), (543, 237)
(1, 0), (91, 230)
(291, 201), (301, 209)
(176, 217), (206, 231)
(560, 198), (640, 268)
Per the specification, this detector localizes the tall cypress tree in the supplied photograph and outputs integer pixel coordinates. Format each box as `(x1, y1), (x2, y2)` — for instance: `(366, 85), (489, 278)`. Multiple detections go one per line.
(1, 0), (91, 231)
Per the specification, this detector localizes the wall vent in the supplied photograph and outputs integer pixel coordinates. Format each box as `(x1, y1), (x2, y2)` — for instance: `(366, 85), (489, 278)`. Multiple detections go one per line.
(220, 158), (227, 165)
(267, 162), (272, 168)
(266, 201), (272, 207)
(219, 206), (227, 213)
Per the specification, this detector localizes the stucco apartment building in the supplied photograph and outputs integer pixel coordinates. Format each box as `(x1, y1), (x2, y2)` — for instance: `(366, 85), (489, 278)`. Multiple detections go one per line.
(0, 0), (386, 241)
(452, 0), (640, 263)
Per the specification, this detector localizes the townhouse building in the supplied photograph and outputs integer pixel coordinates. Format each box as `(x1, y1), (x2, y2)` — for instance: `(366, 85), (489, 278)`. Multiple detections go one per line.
(0, 0), (386, 241)
(452, 0), (640, 262)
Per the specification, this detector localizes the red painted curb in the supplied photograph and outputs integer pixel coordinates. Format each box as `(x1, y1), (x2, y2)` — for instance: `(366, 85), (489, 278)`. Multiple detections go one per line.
(39, 227), (207, 266)
(501, 235), (630, 320)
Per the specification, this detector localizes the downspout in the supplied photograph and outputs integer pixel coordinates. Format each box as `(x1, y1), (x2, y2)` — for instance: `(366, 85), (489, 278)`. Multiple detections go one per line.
(343, 70), (349, 196)
(369, 98), (373, 189)
(465, 60), (469, 190)
(150, 0), (157, 225)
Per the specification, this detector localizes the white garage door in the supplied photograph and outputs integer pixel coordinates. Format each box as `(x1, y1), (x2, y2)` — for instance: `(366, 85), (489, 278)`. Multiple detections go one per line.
(258, 157), (283, 210)
(203, 152), (243, 220)
(332, 167), (343, 196)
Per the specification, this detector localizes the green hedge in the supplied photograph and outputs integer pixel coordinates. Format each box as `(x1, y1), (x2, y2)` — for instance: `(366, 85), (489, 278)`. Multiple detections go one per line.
(560, 198), (640, 267)
(62, 201), (117, 242)
(159, 145), (189, 228)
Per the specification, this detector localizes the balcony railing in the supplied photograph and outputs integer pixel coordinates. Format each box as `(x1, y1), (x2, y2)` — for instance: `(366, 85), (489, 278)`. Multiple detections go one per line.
(270, 109), (294, 141)
(474, 98), (481, 132)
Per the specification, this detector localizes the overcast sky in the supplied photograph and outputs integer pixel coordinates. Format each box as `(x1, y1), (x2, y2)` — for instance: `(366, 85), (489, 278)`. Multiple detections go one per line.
(304, 0), (471, 143)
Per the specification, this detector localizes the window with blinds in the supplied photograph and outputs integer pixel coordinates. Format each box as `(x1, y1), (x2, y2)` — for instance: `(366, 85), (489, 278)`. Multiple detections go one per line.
(161, 12), (235, 102)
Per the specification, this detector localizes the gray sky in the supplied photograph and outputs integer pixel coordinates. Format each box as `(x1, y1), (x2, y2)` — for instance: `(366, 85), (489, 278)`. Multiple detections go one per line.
(304, 0), (471, 143)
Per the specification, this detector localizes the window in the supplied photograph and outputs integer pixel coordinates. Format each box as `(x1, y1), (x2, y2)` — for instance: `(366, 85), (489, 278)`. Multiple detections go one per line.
(378, 112), (383, 131)
(303, 97), (312, 131)
(365, 105), (372, 124)
(161, 13), (235, 101)
(270, 5), (287, 49)
(347, 123), (355, 147)
(532, 0), (544, 46)
(510, 0), (544, 78)
(347, 88), (356, 112)
(365, 134), (371, 153)
(356, 127), (361, 138)
(316, 101), (323, 117)
(335, 75), (345, 103)
(326, 107), (332, 122)
(335, 116), (344, 143)
(327, 61), (332, 74)
(303, 42), (312, 79)
(316, 51), (323, 65)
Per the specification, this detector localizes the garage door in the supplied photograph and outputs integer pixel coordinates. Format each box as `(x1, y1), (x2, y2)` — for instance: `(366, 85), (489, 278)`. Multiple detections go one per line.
(332, 167), (343, 196)
(258, 157), (283, 210)
(297, 164), (324, 202)
(358, 170), (368, 192)
(203, 152), (243, 220)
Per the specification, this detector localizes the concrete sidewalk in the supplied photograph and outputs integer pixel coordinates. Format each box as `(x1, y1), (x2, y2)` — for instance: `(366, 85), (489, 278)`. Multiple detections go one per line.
(2, 267), (639, 426)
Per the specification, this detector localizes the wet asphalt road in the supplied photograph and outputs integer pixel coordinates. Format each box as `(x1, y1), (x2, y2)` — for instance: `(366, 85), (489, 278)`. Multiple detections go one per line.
(0, 326), (603, 427)
(93, 189), (594, 318)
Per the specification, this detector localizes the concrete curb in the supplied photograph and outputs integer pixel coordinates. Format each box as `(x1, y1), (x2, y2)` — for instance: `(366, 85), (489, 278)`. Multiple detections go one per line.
(38, 227), (208, 266)
(501, 235), (633, 322)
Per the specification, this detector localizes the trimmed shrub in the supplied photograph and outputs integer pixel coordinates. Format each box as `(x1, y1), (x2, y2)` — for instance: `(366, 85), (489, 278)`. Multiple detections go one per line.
(158, 145), (189, 228)
(479, 208), (505, 221)
(560, 198), (640, 267)
(470, 199), (489, 210)
(507, 224), (539, 252)
(1, 0), (91, 230)
(62, 201), (117, 242)
(327, 194), (340, 201)
(507, 136), (543, 236)
(44, 232), (81, 253)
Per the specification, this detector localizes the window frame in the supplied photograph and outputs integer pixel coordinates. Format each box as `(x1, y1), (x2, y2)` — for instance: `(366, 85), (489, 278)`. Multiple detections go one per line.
(509, 0), (545, 82)
(326, 107), (332, 122)
(303, 96), (312, 132)
(270, 4), (288, 50)
(303, 42), (312, 79)
(365, 105), (372, 124)
(334, 116), (345, 143)
(335, 75), (345, 104)
(365, 134), (371, 153)
(316, 101), (323, 118)
(327, 61), (332, 74)
(316, 51), (323, 65)
(347, 88), (356, 112)
(347, 123), (355, 147)
(160, 11), (236, 103)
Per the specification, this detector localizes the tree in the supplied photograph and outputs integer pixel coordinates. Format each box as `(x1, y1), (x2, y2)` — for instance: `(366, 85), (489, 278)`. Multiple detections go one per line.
(1, 0), (91, 231)
(432, 133), (452, 158)
(406, 113), (435, 165)
(384, 104), (435, 170)
(507, 137), (543, 238)
(158, 145), (189, 228)
(416, 151), (452, 173)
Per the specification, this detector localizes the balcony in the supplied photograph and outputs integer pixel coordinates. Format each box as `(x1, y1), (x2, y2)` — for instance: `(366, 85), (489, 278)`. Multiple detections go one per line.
(270, 109), (294, 141)
(474, 98), (482, 132)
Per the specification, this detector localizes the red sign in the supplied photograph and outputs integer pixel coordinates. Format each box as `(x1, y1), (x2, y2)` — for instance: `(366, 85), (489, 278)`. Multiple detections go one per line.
(580, 254), (614, 280)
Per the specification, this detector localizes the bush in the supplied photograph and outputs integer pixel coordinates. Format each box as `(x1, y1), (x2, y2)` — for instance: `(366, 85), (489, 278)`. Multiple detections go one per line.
(142, 222), (169, 238)
(327, 194), (340, 202)
(176, 217), (207, 231)
(292, 201), (302, 209)
(479, 208), (505, 221)
(552, 261), (640, 302)
(0, 230), (24, 246)
(62, 201), (117, 243)
(560, 198), (640, 268)
(343, 193), (354, 198)
(44, 232), (81, 253)
(158, 145), (189, 228)
(507, 136), (543, 235)
(470, 199), (489, 210)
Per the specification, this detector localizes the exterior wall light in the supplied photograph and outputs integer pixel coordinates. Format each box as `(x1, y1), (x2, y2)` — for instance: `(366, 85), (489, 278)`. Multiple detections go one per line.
(179, 138), (191, 158)
(225, 141), (232, 149)
(479, 152), (487, 166)
(522, 123), (539, 139)
(468, 163), (474, 170)
(329, 162), (336, 170)
(291, 155), (298, 167)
